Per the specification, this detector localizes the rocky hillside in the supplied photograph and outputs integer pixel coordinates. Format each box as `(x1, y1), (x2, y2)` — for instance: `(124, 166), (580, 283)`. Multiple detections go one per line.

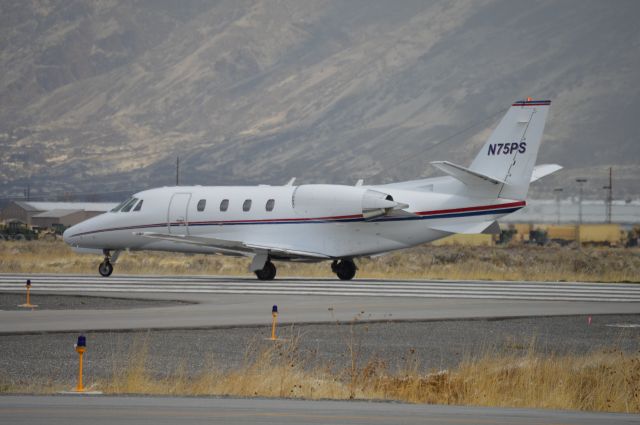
(1, 0), (639, 201)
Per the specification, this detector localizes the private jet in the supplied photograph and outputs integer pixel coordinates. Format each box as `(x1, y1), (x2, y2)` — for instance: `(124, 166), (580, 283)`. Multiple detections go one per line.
(63, 99), (560, 280)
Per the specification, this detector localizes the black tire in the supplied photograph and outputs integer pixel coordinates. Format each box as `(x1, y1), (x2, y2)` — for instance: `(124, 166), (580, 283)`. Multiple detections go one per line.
(14, 234), (26, 241)
(255, 261), (276, 281)
(336, 260), (356, 280)
(98, 261), (114, 277)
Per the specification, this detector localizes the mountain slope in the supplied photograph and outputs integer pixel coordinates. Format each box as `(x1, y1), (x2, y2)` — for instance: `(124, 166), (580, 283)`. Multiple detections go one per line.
(1, 0), (639, 201)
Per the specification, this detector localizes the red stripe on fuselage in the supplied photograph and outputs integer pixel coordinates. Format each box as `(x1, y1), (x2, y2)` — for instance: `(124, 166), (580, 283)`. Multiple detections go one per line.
(415, 200), (525, 217)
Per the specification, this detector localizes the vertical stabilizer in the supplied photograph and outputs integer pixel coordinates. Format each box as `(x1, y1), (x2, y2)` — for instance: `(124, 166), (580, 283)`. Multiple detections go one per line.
(469, 100), (550, 199)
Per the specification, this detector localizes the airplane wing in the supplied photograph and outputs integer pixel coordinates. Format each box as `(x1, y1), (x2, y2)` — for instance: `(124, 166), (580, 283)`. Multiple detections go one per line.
(136, 232), (331, 259)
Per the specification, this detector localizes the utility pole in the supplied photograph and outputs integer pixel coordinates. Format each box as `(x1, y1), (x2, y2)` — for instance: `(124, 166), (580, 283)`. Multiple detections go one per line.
(576, 178), (587, 225)
(554, 188), (563, 224)
(575, 178), (587, 248)
(176, 156), (180, 186)
(603, 167), (612, 224)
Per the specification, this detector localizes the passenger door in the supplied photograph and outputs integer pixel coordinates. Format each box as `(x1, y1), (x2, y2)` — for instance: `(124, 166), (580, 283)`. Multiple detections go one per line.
(168, 193), (191, 235)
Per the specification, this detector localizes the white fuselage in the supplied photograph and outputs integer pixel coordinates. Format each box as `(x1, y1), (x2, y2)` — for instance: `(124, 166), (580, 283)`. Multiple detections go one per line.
(64, 183), (524, 259)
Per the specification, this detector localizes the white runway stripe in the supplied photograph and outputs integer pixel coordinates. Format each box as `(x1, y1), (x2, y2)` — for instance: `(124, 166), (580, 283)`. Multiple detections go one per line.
(0, 274), (639, 302)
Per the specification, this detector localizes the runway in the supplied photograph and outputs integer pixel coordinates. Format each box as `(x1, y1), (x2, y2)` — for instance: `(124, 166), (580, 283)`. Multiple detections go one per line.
(2, 273), (640, 333)
(2, 273), (640, 302)
(1, 395), (637, 425)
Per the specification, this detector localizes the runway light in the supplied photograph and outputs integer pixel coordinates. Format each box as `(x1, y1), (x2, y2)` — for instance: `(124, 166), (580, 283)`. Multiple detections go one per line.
(270, 305), (278, 340)
(18, 279), (38, 308)
(74, 335), (87, 392)
(76, 335), (86, 348)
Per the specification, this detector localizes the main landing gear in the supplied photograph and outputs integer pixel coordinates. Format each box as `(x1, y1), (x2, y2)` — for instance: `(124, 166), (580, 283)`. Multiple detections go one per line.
(98, 249), (120, 277)
(332, 259), (357, 280)
(255, 260), (277, 281)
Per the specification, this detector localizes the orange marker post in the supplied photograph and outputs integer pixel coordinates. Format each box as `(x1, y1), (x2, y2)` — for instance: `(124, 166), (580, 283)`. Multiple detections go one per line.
(75, 335), (86, 392)
(18, 279), (38, 308)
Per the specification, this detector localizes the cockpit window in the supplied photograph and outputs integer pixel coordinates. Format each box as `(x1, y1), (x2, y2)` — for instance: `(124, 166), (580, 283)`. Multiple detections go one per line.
(110, 199), (129, 212)
(121, 198), (138, 212)
(133, 200), (143, 212)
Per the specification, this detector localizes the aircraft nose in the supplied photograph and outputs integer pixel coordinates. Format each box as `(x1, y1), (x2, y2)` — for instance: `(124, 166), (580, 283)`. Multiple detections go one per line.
(63, 225), (78, 245)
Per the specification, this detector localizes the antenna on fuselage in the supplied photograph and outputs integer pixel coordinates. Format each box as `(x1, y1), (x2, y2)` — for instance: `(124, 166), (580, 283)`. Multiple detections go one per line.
(176, 156), (180, 186)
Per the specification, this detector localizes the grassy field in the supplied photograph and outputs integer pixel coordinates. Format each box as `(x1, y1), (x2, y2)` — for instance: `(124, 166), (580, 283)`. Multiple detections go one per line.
(0, 240), (639, 282)
(2, 334), (639, 413)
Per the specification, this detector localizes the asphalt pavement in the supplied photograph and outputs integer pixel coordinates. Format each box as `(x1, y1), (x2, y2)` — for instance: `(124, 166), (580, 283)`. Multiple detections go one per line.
(1, 395), (638, 425)
(1, 273), (640, 333)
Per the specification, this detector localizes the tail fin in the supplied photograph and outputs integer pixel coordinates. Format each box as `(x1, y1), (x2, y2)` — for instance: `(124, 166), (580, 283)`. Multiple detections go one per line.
(468, 99), (551, 199)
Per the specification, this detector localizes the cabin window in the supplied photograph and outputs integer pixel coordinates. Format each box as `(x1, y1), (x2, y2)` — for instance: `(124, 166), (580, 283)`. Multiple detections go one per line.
(266, 199), (275, 212)
(243, 199), (252, 212)
(197, 199), (206, 212)
(220, 199), (229, 212)
(121, 198), (138, 212)
(133, 200), (144, 212)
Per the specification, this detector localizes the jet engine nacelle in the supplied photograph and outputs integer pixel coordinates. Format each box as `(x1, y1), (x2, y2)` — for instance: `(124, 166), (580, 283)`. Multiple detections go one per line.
(292, 184), (402, 219)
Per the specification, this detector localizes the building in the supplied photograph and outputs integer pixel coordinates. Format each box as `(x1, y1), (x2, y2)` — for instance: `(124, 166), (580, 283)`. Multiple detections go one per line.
(0, 201), (117, 228)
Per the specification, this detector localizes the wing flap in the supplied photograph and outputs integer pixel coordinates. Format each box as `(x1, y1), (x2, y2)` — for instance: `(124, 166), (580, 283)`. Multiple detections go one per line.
(429, 220), (499, 234)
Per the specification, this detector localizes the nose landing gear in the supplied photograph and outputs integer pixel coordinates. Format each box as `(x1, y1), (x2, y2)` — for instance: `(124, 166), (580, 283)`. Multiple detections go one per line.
(98, 249), (120, 277)
(99, 260), (113, 277)
(331, 259), (357, 280)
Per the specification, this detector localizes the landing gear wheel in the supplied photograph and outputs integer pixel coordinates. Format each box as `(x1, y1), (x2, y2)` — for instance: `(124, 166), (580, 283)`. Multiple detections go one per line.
(255, 261), (276, 281)
(333, 259), (357, 280)
(99, 260), (113, 277)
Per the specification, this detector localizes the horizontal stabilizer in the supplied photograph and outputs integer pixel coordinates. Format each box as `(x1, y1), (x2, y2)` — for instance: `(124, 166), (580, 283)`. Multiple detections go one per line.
(429, 220), (499, 234)
(530, 164), (562, 182)
(431, 161), (505, 187)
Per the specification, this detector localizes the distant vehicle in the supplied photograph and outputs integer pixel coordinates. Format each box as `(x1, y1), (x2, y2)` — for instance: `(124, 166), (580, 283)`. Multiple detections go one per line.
(0, 220), (38, 241)
(64, 99), (560, 280)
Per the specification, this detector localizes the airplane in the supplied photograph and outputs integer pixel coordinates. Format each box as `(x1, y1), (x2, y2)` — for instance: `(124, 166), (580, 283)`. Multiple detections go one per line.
(63, 99), (561, 281)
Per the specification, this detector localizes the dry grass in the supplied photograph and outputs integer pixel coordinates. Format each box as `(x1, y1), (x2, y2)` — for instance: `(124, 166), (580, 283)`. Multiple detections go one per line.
(0, 240), (639, 282)
(2, 333), (638, 413)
